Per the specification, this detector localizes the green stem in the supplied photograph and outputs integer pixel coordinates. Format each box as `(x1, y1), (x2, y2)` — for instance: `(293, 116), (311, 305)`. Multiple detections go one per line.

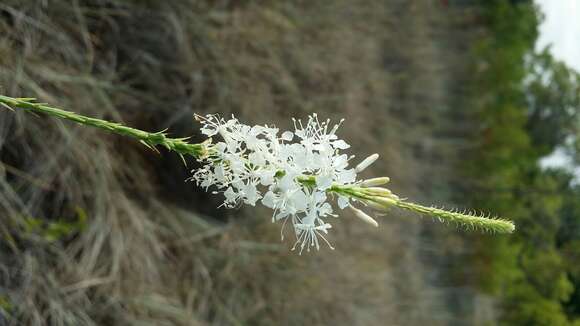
(0, 95), (206, 158)
(395, 200), (515, 233)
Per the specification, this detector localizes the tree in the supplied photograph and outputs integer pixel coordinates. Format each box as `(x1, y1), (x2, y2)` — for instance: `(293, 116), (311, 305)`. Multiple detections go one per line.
(525, 49), (580, 156)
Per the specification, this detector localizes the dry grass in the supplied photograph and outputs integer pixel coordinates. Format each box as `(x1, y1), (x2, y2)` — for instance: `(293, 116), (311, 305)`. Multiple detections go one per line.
(0, 1), (490, 325)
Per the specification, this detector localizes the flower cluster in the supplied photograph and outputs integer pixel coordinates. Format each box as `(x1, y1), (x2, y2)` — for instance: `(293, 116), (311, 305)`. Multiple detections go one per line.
(191, 114), (384, 253)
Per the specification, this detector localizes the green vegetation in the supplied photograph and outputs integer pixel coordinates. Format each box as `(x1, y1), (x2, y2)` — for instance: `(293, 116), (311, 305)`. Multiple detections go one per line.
(18, 207), (87, 243)
(467, 0), (580, 324)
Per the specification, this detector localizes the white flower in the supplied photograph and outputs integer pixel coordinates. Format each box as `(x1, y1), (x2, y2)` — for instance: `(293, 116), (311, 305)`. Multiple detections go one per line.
(190, 113), (376, 253)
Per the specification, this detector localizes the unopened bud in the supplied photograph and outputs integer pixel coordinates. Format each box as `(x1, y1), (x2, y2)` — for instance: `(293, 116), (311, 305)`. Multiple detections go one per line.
(363, 187), (392, 196)
(364, 200), (391, 212)
(355, 154), (379, 173)
(349, 206), (379, 227)
(371, 196), (397, 208)
(360, 177), (390, 187)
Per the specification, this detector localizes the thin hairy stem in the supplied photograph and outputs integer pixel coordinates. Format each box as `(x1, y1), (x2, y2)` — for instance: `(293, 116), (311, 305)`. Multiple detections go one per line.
(394, 201), (515, 233)
(0, 95), (207, 159)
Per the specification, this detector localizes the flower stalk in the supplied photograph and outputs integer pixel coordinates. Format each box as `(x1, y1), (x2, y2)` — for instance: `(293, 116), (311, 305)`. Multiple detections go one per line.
(0, 95), (208, 159)
(1, 93), (515, 253)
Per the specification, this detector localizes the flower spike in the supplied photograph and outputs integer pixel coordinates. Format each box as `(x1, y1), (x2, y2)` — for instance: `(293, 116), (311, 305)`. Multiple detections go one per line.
(0, 94), (516, 254)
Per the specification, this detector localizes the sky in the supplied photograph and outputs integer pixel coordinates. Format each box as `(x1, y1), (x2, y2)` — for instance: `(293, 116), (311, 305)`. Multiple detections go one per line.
(536, 0), (580, 72)
(535, 0), (580, 178)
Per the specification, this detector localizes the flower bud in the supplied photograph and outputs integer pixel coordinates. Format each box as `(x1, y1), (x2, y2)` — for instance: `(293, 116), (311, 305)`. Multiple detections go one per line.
(371, 196), (397, 208)
(360, 177), (390, 187)
(364, 200), (391, 212)
(349, 206), (379, 227)
(363, 187), (392, 196)
(355, 153), (379, 173)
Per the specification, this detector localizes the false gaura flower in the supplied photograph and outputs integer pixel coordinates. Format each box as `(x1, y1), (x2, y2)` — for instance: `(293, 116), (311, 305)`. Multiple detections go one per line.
(0, 95), (516, 255)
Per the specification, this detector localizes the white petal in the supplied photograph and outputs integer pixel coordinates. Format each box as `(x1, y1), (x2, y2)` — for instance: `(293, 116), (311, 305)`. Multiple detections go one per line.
(279, 174), (295, 191)
(332, 154), (349, 170)
(243, 183), (260, 206)
(337, 169), (356, 184)
(338, 196), (350, 209)
(214, 165), (226, 182)
(224, 187), (237, 203)
(262, 191), (277, 209)
(316, 175), (333, 190)
(248, 152), (265, 166)
(289, 190), (308, 212)
(258, 170), (275, 186)
(319, 203), (332, 216)
(332, 139), (350, 149)
(281, 131), (294, 141)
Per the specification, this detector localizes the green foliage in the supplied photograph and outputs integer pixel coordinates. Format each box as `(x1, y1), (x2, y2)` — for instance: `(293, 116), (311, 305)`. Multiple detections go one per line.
(526, 50), (580, 155)
(13, 207), (87, 243)
(0, 296), (12, 312)
(466, 0), (580, 324)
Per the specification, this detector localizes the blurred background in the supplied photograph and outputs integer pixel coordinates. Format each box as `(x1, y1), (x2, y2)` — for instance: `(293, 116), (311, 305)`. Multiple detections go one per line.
(0, 0), (579, 325)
